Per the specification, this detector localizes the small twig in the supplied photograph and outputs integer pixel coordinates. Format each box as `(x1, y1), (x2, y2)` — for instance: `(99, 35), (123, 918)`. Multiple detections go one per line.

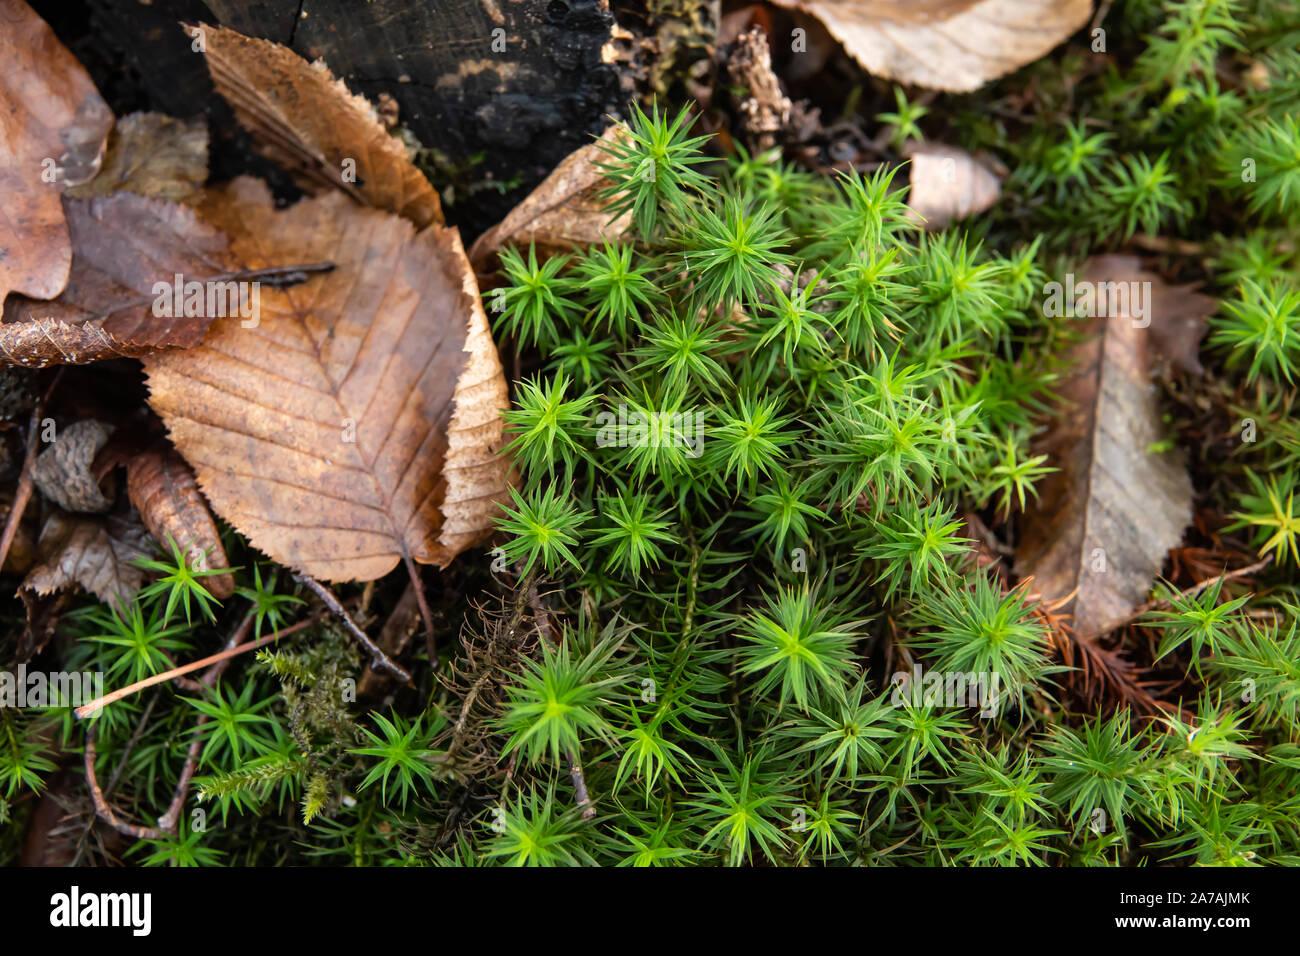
(0, 370), (62, 572)
(82, 612), (286, 839)
(1131, 554), (1273, 619)
(84, 725), (163, 841)
(1090, 0), (1114, 34)
(85, 714), (207, 841)
(155, 727), (204, 833)
(89, 263), (335, 323)
(567, 751), (596, 820)
(1127, 234), (1206, 257)
(524, 577), (596, 819)
(295, 573), (412, 684)
(204, 611), (256, 687)
(74, 617), (316, 718)
(357, 583), (424, 697)
(72, 693), (160, 863)
(403, 552), (439, 669)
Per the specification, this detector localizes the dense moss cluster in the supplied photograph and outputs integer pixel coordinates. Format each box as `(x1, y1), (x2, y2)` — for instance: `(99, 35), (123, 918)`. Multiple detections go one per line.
(4, 0), (1300, 867)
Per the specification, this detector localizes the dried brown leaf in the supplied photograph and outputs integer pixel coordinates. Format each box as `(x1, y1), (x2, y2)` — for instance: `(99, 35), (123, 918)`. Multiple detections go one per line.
(0, 318), (172, 368)
(1, 194), (231, 364)
(189, 23), (443, 229)
(1, 193), (328, 368)
(469, 125), (632, 271)
(1016, 256), (1193, 640)
(0, 0), (113, 305)
(67, 111), (209, 204)
(22, 509), (151, 608)
(1124, 257), (1216, 377)
(767, 0), (1093, 92)
(145, 178), (510, 582)
(904, 144), (1001, 229)
(126, 443), (235, 599)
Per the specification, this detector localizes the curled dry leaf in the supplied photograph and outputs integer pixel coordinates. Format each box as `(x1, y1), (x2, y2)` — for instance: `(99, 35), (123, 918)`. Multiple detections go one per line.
(22, 509), (151, 609)
(145, 178), (511, 583)
(67, 111), (209, 204)
(126, 443), (235, 599)
(190, 23), (443, 229)
(0, 193), (328, 368)
(1, 194), (231, 365)
(0, 318), (165, 368)
(767, 0), (1093, 92)
(904, 144), (1002, 230)
(32, 419), (115, 514)
(1016, 255), (1193, 640)
(0, 0), (114, 305)
(1116, 257), (1217, 377)
(20, 508), (151, 659)
(468, 125), (633, 271)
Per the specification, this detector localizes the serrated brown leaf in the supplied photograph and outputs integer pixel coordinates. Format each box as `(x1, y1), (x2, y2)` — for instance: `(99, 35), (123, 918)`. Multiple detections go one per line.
(0, 193), (327, 368)
(904, 144), (1002, 229)
(126, 443), (235, 599)
(767, 0), (1093, 92)
(22, 509), (151, 608)
(144, 178), (510, 582)
(469, 125), (633, 271)
(189, 23), (443, 229)
(0, 0), (113, 305)
(67, 111), (209, 204)
(1016, 256), (1193, 640)
(1, 194), (230, 365)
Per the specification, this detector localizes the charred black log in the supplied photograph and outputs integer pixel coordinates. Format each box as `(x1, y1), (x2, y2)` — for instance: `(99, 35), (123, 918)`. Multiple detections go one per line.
(45, 0), (627, 237)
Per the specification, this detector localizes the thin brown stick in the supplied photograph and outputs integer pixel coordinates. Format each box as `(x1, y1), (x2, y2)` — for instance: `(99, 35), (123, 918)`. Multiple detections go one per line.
(88, 263), (335, 323)
(567, 751), (596, 820)
(82, 612), (291, 838)
(295, 573), (412, 684)
(1127, 233), (1206, 256)
(525, 576), (596, 819)
(1130, 554), (1273, 620)
(1089, 0), (1114, 34)
(84, 725), (163, 841)
(75, 617), (315, 718)
(204, 612), (256, 687)
(0, 444), (36, 574)
(71, 692), (159, 862)
(156, 727), (204, 833)
(403, 552), (439, 669)
(85, 711), (206, 841)
(0, 370), (61, 572)
(357, 583), (423, 697)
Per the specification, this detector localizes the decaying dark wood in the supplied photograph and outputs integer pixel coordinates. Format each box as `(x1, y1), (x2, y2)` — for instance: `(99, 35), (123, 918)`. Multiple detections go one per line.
(78, 0), (625, 235)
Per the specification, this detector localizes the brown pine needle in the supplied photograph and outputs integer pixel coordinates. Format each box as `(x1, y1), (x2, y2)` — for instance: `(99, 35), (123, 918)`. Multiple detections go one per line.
(74, 617), (316, 718)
